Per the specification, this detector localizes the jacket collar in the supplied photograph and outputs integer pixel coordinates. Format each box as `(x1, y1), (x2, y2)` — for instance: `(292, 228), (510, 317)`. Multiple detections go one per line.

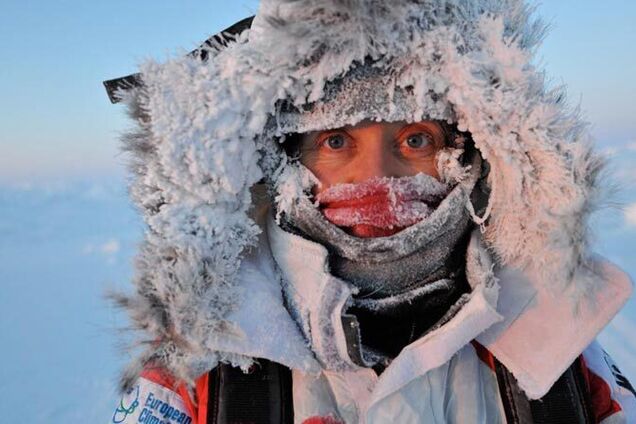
(267, 213), (502, 402)
(477, 254), (633, 399)
(264, 213), (633, 400)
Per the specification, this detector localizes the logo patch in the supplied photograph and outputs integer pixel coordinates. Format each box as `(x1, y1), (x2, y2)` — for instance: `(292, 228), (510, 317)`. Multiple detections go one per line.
(112, 385), (140, 423)
(110, 377), (192, 424)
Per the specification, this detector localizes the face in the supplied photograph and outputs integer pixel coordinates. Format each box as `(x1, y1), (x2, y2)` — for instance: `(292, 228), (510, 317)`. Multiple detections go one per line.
(297, 120), (448, 238)
(298, 120), (446, 191)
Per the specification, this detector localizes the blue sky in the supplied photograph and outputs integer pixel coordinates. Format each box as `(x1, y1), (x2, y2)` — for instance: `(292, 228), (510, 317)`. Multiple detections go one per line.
(0, 0), (635, 181)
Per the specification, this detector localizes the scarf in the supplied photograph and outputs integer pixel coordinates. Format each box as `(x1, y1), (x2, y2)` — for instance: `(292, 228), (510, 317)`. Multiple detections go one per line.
(280, 152), (484, 365)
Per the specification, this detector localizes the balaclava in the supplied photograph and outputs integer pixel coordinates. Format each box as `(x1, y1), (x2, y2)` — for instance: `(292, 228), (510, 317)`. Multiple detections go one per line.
(262, 59), (489, 362)
(277, 129), (485, 362)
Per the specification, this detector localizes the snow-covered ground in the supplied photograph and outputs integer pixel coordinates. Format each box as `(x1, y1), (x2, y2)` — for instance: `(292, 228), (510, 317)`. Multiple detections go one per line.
(0, 149), (635, 423)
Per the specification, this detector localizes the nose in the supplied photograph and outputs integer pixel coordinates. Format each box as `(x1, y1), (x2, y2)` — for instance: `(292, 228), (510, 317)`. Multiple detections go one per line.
(350, 137), (400, 182)
(357, 154), (393, 181)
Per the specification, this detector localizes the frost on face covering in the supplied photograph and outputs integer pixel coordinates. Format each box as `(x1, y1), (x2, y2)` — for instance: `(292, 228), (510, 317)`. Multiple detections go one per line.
(317, 174), (450, 238)
(279, 153), (482, 294)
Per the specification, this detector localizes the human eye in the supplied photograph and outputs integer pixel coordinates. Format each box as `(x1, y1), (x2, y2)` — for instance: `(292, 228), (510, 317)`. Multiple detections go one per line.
(404, 132), (434, 149)
(318, 132), (349, 151)
(396, 122), (445, 160)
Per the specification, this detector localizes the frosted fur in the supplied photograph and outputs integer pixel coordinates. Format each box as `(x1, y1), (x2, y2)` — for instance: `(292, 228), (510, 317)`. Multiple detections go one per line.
(114, 91), (260, 391)
(437, 148), (472, 185)
(116, 0), (604, 390)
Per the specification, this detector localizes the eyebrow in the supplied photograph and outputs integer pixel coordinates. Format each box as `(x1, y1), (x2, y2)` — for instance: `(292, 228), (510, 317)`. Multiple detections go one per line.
(305, 128), (351, 143)
(395, 122), (445, 140)
(304, 121), (444, 145)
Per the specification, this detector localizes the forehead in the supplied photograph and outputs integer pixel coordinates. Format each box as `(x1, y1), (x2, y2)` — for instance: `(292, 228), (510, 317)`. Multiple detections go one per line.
(303, 119), (442, 138)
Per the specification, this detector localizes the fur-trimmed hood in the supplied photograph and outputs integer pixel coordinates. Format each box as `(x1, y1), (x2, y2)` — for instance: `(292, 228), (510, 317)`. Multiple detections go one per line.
(110, 0), (627, 391)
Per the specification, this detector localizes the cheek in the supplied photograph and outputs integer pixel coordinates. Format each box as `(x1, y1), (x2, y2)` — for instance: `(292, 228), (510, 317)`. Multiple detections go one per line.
(300, 154), (349, 194)
(309, 167), (340, 196)
(390, 151), (441, 180)
(406, 159), (440, 180)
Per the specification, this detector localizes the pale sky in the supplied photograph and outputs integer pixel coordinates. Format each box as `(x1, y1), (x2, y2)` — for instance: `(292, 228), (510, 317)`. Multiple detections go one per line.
(1, 0), (634, 182)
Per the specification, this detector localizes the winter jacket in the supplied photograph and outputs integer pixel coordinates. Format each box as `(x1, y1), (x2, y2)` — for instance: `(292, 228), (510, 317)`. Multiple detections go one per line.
(104, 0), (636, 422)
(113, 346), (635, 424)
(109, 205), (635, 423)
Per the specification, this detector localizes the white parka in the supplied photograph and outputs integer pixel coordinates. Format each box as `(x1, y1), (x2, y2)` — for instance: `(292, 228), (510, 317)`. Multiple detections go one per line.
(110, 202), (635, 423)
(107, 0), (636, 422)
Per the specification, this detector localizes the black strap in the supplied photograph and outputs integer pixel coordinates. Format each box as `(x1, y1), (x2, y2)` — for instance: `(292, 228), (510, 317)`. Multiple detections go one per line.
(529, 360), (594, 424)
(205, 356), (597, 423)
(495, 360), (534, 423)
(103, 16), (254, 104)
(207, 359), (293, 424)
(495, 358), (595, 424)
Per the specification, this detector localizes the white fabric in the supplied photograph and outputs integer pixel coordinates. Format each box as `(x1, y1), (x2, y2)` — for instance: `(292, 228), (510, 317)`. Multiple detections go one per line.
(583, 341), (636, 423)
(267, 214), (359, 370)
(478, 259), (633, 399)
(292, 344), (507, 423)
(109, 203), (632, 422)
(109, 377), (192, 424)
(602, 414), (629, 424)
(226, 209), (634, 421)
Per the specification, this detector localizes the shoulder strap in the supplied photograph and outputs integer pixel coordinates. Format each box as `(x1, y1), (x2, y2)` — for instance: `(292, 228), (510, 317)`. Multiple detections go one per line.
(204, 353), (595, 423)
(206, 359), (293, 424)
(496, 357), (595, 424)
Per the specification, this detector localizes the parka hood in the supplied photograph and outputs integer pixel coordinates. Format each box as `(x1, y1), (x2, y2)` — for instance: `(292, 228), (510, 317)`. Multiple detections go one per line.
(110, 0), (625, 392)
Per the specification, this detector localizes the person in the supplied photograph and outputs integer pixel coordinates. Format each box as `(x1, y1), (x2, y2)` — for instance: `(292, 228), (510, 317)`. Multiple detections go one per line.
(104, 0), (636, 422)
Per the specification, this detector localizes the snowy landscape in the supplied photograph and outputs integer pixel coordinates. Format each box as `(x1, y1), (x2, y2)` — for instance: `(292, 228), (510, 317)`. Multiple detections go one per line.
(0, 145), (635, 422)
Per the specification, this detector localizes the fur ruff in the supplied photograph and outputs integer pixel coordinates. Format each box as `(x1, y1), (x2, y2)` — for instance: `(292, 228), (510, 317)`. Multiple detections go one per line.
(114, 0), (605, 390)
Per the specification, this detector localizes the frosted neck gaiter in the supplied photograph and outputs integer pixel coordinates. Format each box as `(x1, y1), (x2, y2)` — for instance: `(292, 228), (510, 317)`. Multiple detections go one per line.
(317, 173), (450, 239)
(285, 153), (481, 297)
(280, 153), (483, 363)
